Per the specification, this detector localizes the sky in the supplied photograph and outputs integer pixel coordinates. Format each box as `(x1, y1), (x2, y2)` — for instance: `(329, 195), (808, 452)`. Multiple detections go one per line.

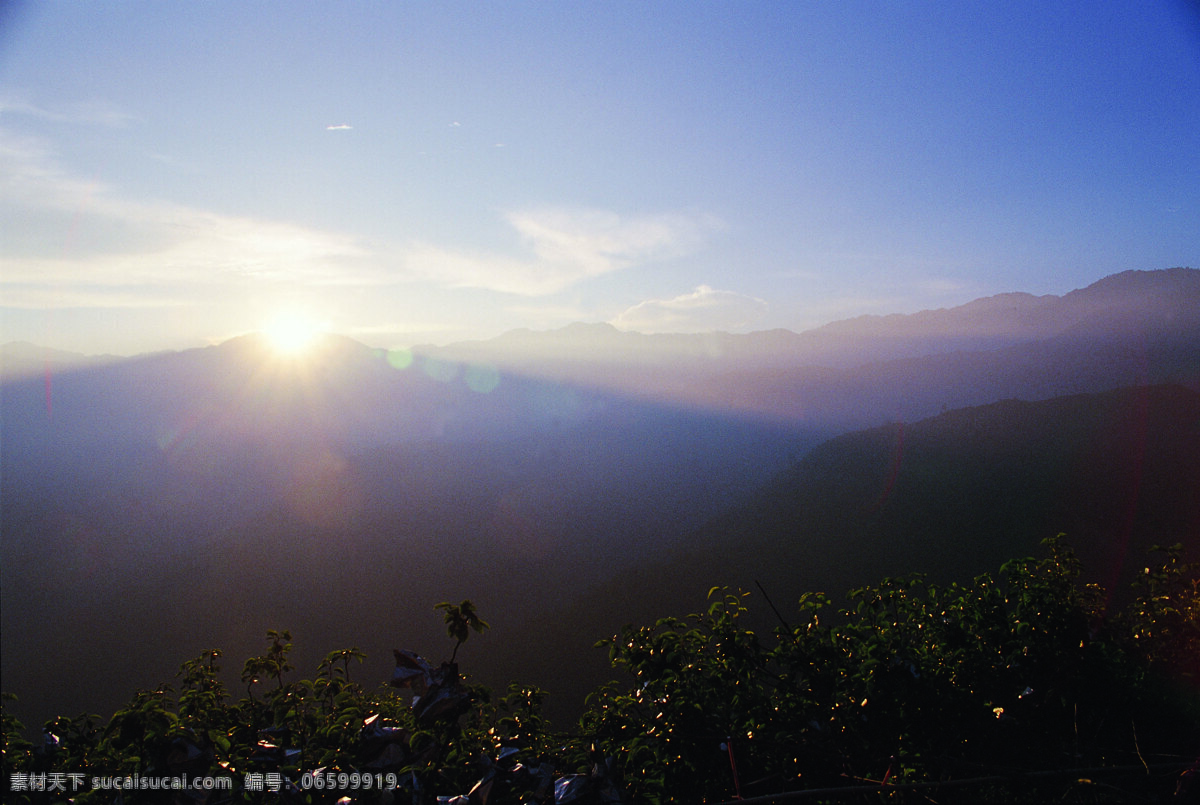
(1, 1), (1198, 356)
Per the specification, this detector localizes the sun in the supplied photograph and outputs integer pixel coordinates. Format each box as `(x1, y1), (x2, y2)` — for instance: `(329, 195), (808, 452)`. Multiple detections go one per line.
(261, 312), (323, 356)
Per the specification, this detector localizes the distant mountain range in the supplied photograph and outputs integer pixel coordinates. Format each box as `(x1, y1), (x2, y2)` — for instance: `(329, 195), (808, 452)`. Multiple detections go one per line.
(2, 266), (1198, 730)
(0, 341), (124, 380)
(407, 267), (1200, 428)
(415, 265), (1199, 377)
(7, 266), (1199, 383)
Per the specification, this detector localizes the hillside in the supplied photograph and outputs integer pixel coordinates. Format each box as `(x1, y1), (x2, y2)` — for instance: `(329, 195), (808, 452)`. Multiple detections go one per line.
(0, 336), (812, 733)
(703, 383), (1200, 596)
(505, 383), (1200, 721)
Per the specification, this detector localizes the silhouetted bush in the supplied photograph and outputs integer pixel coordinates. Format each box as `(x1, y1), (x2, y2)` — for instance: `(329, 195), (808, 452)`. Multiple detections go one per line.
(3, 536), (1197, 803)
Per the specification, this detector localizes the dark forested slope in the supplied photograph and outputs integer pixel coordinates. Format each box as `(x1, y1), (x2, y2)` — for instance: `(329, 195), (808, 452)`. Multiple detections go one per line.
(512, 383), (1200, 721)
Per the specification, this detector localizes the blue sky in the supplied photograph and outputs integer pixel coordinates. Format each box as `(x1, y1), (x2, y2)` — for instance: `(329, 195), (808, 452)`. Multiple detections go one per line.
(2, 1), (1198, 355)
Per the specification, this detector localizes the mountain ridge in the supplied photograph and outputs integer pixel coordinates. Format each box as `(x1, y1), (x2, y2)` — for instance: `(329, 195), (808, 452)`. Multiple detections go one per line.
(416, 266), (1200, 372)
(6, 267), (1196, 381)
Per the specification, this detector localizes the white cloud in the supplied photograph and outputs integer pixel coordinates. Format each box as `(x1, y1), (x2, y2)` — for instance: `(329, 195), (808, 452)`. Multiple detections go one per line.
(399, 243), (544, 295)
(0, 131), (106, 208)
(326, 124), (353, 130)
(0, 186), (377, 305)
(1, 132), (719, 314)
(611, 285), (768, 333)
(0, 133), (379, 308)
(402, 207), (719, 295)
(509, 208), (712, 267)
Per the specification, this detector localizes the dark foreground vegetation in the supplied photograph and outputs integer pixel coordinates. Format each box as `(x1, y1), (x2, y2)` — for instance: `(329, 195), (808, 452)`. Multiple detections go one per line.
(3, 537), (1198, 804)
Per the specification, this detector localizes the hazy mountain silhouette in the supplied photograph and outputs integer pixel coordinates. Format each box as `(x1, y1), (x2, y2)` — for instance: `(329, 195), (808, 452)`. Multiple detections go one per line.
(415, 267), (1200, 426)
(419, 267), (1200, 368)
(2, 266), (1198, 731)
(0, 333), (811, 731)
(0, 341), (123, 381)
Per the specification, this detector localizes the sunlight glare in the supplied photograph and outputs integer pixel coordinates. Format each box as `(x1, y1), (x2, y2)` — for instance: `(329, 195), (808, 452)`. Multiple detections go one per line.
(262, 312), (323, 356)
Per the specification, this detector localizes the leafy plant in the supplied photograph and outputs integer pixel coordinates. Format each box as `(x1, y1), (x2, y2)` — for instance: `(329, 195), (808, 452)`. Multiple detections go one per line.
(3, 540), (1197, 803)
(435, 600), (491, 662)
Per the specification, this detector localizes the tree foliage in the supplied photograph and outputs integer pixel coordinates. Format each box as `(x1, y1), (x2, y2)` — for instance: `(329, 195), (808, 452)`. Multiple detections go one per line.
(435, 600), (490, 663)
(583, 536), (1199, 802)
(2, 538), (1198, 803)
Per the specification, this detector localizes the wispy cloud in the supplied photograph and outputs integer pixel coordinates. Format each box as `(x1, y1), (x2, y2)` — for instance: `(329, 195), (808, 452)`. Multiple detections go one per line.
(403, 208), (720, 295)
(0, 93), (137, 128)
(0, 284), (190, 310)
(0, 133), (376, 308)
(326, 124), (353, 131)
(1, 134), (719, 318)
(0, 131), (105, 207)
(510, 208), (711, 269)
(611, 285), (768, 333)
